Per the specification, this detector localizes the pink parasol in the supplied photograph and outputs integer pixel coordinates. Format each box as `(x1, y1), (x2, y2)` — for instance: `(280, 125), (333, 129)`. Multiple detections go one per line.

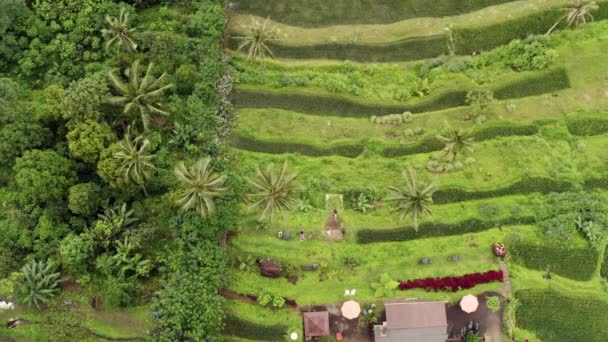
(460, 294), (479, 313)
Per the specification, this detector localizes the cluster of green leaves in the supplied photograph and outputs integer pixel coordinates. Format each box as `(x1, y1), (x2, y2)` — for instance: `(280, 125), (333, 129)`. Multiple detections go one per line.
(151, 240), (227, 341)
(532, 192), (608, 247)
(257, 288), (286, 309)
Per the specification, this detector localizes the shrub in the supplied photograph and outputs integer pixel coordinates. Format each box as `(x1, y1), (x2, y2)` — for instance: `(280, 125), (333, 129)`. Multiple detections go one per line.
(508, 241), (598, 281)
(370, 112), (413, 125)
(500, 38), (556, 71)
(565, 110), (608, 136)
(398, 269), (503, 292)
(486, 296), (501, 312)
(478, 202), (502, 219)
(357, 216), (534, 243)
(432, 177), (575, 204)
(516, 289), (608, 342)
(231, 134), (364, 158)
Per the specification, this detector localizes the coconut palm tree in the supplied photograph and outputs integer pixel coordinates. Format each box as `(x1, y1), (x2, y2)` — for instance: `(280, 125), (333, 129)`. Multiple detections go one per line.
(384, 168), (437, 231)
(235, 16), (280, 63)
(436, 128), (474, 162)
(113, 126), (155, 195)
(246, 161), (299, 222)
(19, 260), (60, 309)
(546, 0), (599, 35)
(174, 157), (228, 218)
(101, 7), (138, 52)
(107, 61), (174, 132)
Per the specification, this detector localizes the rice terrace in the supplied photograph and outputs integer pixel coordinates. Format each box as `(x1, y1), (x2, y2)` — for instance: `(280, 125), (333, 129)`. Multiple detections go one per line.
(1, 0), (608, 341)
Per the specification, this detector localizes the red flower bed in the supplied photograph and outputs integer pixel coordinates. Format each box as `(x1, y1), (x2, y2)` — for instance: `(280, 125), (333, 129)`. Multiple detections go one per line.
(398, 269), (504, 292)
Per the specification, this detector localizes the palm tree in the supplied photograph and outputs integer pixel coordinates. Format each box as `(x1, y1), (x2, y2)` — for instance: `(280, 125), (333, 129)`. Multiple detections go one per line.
(546, 0), (599, 35)
(436, 128), (474, 162)
(101, 7), (138, 52)
(98, 202), (138, 229)
(113, 126), (155, 195)
(235, 16), (280, 63)
(384, 168), (437, 231)
(108, 61), (174, 132)
(19, 260), (60, 309)
(174, 157), (228, 218)
(246, 161), (299, 223)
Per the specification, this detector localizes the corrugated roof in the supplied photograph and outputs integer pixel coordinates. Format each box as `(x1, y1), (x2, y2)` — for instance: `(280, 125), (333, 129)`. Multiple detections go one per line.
(385, 300), (447, 329)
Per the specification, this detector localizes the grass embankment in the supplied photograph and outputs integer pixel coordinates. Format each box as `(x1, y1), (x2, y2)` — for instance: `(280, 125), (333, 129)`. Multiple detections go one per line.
(235, 134), (607, 193)
(232, 0), (514, 27)
(516, 288), (608, 342)
(228, 0), (608, 60)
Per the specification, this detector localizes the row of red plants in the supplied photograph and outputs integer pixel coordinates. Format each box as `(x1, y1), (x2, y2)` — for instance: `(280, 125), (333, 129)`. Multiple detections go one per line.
(398, 269), (504, 292)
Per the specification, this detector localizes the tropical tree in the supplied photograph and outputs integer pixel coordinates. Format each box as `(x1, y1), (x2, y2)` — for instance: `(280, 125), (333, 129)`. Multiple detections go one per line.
(98, 202), (138, 229)
(107, 61), (174, 132)
(546, 0), (599, 35)
(19, 260), (61, 309)
(101, 7), (138, 52)
(436, 128), (474, 162)
(247, 161), (300, 223)
(384, 168), (437, 231)
(113, 126), (155, 195)
(174, 157), (228, 218)
(235, 16), (280, 63)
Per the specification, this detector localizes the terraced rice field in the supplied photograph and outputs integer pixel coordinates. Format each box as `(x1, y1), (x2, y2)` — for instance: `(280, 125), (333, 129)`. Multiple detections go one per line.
(223, 2), (608, 341)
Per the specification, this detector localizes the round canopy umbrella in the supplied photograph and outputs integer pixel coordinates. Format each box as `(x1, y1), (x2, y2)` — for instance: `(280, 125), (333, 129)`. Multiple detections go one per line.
(460, 294), (479, 313)
(341, 300), (361, 320)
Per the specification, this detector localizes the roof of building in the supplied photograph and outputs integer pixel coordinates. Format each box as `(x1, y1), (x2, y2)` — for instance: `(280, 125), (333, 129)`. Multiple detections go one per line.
(303, 311), (330, 337)
(384, 299), (447, 329)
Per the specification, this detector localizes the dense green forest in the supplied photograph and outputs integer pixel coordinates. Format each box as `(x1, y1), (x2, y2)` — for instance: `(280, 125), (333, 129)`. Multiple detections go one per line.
(0, 0), (237, 340)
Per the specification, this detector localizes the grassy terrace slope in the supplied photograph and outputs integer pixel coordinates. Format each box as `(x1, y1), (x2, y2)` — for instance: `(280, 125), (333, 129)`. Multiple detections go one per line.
(232, 68), (570, 116)
(231, 0), (515, 27)
(228, 0), (608, 60)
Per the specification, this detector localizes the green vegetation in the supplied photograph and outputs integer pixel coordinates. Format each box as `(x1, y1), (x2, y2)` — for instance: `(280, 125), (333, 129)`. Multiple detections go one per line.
(516, 289), (608, 341)
(3, 0), (608, 340)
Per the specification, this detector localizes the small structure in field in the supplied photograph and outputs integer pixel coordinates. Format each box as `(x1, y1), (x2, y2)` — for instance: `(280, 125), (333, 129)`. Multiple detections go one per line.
(325, 209), (344, 240)
(374, 299), (448, 342)
(303, 311), (330, 338)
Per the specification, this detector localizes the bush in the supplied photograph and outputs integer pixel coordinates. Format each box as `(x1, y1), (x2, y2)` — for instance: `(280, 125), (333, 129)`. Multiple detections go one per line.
(565, 110), (608, 136)
(493, 68), (570, 100)
(224, 315), (286, 340)
(516, 289), (608, 342)
(231, 134), (364, 157)
(68, 182), (102, 217)
(486, 296), (501, 312)
(508, 241), (598, 281)
(433, 177), (575, 204)
(478, 202), (502, 219)
(500, 38), (556, 71)
(357, 216), (534, 243)
(398, 269), (503, 292)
